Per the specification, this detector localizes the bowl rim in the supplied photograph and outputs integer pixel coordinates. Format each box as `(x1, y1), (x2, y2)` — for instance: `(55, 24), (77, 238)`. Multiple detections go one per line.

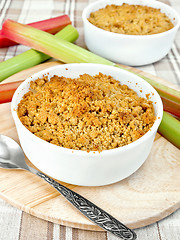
(11, 63), (163, 157)
(82, 0), (180, 39)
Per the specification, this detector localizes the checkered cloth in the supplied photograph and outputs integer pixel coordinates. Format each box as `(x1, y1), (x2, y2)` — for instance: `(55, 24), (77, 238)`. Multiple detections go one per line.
(0, 0), (180, 239)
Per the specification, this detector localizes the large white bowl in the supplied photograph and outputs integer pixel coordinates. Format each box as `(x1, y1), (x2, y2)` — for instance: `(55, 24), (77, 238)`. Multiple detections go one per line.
(11, 63), (163, 186)
(82, 0), (180, 66)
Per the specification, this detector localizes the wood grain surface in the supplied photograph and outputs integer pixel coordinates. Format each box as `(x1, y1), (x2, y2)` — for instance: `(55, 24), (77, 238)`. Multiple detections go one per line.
(0, 61), (180, 231)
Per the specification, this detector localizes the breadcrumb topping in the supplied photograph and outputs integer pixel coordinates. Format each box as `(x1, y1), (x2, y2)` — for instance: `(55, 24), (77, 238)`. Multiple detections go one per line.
(17, 73), (156, 151)
(88, 3), (174, 35)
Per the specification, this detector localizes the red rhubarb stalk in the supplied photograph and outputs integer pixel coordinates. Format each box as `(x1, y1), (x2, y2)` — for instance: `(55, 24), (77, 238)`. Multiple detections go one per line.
(0, 15), (71, 48)
(161, 96), (180, 118)
(0, 81), (23, 103)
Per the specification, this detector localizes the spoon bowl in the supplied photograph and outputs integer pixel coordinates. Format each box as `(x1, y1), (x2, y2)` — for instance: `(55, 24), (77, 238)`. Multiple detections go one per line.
(0, 135), (29, 170)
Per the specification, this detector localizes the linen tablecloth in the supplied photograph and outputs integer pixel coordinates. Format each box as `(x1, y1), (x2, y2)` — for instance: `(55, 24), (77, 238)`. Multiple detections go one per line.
(0, 0), (180, 239)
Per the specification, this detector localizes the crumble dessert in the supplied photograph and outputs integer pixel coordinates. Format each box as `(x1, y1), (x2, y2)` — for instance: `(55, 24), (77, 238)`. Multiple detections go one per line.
(17, 73), (156, 151)
(88, 3), (174, 35)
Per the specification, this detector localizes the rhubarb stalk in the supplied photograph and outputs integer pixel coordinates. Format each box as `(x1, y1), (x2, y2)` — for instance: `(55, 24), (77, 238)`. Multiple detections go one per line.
(158, 112), (180, 149)
(0, 15), (71, 48)
(160, 96), (180, 118)
(1, 20), (114, 66)
(0, 81), (23, 104)
(0, 25), (78, 82)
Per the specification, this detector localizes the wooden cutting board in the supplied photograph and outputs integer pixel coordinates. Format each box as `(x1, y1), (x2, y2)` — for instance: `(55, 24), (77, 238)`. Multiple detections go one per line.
(0, 61), (180, 231)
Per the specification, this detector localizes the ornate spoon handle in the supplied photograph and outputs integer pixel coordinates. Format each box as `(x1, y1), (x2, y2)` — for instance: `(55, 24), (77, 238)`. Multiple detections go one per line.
(35, 171), (137, 240)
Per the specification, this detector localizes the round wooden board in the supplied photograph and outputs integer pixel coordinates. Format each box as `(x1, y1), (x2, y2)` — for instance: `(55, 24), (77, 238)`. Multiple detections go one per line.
(0, 62), (180, 231)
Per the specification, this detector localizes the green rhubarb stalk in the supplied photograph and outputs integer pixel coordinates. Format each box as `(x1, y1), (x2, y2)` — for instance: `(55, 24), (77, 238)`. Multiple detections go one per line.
(158, 112), (180, 149)
(1, 20), (114, 66)
(0, 25), (78, 82)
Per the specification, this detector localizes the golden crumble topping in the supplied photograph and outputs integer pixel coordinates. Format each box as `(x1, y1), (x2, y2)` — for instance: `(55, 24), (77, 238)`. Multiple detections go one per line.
(17, 73), (156, 151)
(88, 3), (174, 35)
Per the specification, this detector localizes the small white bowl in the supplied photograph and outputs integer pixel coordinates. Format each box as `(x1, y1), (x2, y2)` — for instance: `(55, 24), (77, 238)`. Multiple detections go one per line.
(82, 0), (180, 66)
(11, 63), (163, 186)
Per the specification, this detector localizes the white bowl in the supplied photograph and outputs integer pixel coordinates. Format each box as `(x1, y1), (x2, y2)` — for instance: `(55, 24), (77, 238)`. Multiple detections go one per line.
(82, 0), (180, 66)
(11, 63), (163, 186)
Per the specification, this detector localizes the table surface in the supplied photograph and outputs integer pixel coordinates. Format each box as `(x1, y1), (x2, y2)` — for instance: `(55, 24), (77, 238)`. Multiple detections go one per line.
(0, 0), (180, 239)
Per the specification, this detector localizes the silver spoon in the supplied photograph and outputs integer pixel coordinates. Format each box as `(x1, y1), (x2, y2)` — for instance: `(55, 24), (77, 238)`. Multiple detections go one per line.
(0, 134), (136, 240)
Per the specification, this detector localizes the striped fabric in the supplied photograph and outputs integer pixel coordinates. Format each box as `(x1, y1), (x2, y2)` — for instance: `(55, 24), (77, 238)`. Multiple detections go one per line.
(0, 0), (179, 239)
